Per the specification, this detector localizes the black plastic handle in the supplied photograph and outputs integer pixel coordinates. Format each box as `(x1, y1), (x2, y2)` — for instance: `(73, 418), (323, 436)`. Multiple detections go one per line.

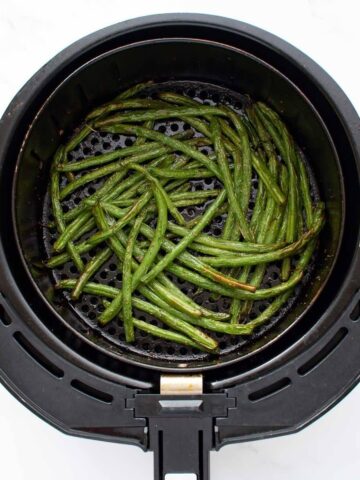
(129, 394), (234, 480)
(150, 412), (212, 480)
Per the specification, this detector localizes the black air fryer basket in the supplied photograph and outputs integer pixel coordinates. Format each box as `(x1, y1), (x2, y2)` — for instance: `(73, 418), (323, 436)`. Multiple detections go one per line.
(0, 14), (359, 480)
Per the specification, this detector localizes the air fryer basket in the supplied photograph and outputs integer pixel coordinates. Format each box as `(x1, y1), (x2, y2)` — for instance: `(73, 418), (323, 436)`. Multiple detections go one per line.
(0, 14), (359, 480)
(15, 39), (341, 370)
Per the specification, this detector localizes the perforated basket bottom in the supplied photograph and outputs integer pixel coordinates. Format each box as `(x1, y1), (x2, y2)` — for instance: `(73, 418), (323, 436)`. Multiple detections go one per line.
(41, 81), (319, 363)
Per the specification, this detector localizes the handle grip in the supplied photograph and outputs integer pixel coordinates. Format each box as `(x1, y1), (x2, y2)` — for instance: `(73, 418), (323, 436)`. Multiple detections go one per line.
(128, 393), (233, 480)
(151, 415), (211, 480)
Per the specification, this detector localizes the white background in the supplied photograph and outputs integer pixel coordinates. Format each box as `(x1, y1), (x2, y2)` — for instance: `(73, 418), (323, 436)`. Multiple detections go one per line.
(0, 0), (359, 479)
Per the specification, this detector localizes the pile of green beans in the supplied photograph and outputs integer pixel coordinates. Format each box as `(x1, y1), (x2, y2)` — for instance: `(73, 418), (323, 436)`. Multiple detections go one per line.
(47, 81), (325, 353)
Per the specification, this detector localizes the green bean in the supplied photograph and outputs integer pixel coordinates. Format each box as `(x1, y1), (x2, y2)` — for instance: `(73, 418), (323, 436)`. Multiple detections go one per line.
(240, 158), (284, 317)
(100, 154), (172, 203)
(281, 133), (298, 280)
(114, 81), (154, 101)
(250, 152), (285, 205)
(148, 280), (202, 318)
(56, 189), (150, 255)
(47, 196), (283, 272)
(116, 218), (259, 301)
(168, 181), (192, 196)
(57, 278), (297, 335)
(199, 206), (324, 267)
(158, 93), (282, 219)
(255, 103), (298, 280)
(119, 220), (303, 302)
(92, 206), (208, 321)
(297, 150), (313, 227)
(187, 241), (240, 257)
(59, 148), (167, 200)
(65, 216), (96, 243)
(222, 108), (285, 206)
(65, 277), (298, 338)
(46, 194), (158, 268)
(88, 191), (152, 246)
(61, 138), (198, 209)
(122, 210), (147, 341)
(244, 237), (318, 331)
(46, 241), (92, 268)
(129, 163), (185, 225)
(58, 170), (129, 224)
(149, 167), (215, 179)
(118, 296), (219, 350)
(59, 141), (169, 172)
(221, 117), (252, 243)
(170, 190), (221, 202)
(248, 107), (283, 270)
(166, 261), (303, 301)
(98, 123), (222, 178)
(64, 125), (93, 154)
(165, 221), (284, 254)
(126, 189), (171, 285)
(250, 178), (265, 231)
(59, 130), (193, 173)
(230, 133), (280, 322)
(124, 205), (256, 293)
(71, 247), (112, 300)
(278, 168), (289, 243)
(141, 190), (224, 283)
(95, 106), (227, 127)
(223, 107), (253, 211)
(63, 126), (95, 182)
(124, 290), (243, 336)
(109, 191), (219, 209)
(103, 296), (210, 349)
(157, 92), (198, 107)
(133, 120), (154, 146)
(50, 147), (84, 270)
(131, 317), (205, 349)
(53, 211), (92, 252)
(58, 281), (208, 346)
(156, 273), (229, 321)
(100, 168), (168, 324)
(86, 98), (170, 120)
(211, 118), (254, 241)
(119, 224), (268, 316)
(221, 145), (242, 240)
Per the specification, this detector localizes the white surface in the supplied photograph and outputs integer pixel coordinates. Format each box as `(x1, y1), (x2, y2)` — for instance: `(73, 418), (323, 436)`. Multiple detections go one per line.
(0, 0), (359, 479)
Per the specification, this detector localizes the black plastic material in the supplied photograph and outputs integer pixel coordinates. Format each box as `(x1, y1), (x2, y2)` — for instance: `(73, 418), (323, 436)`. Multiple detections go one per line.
(128, 394), (234, 479)
(0, 14), (359, 480)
